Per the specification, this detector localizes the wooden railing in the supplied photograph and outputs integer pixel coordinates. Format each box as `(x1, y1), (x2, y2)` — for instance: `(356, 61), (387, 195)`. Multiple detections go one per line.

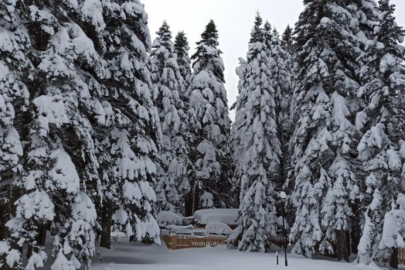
(162, 235), (405, 265)
(162, 234), (286, 251)
(399, 249), (405, 265)
(162, 235), (228, 250)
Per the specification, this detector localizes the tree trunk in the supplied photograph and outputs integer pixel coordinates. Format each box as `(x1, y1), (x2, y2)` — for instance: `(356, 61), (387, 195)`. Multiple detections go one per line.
(346, 231), (351, 255)
(185, 192), (193, 217)
(390, 247), (399, 269)
(100, 203), (113, 249)
(37, 224), (47, 246)
(336, 230), (349, 262)
(193, 184), (200, 213)
(350, 200), (362, 255)
(0, 203), (6, 241)
(26, 244), (33, 259)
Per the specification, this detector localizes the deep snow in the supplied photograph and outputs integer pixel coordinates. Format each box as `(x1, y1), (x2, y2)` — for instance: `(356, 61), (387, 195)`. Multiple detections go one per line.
(91, 238), (385, 270)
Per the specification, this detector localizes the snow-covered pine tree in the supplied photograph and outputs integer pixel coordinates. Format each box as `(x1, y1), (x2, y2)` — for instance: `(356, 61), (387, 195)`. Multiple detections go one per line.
(98, 0), (161, 248)
(281, 25), (294, 54)
(267, 28), (293, 194)
(174, 31), (192, 94)
(173, 31), (193, 215)
(263, 20), (272, 44)
(151, 21), (190, 213)
(0, 0), (32, 243)
(231, 14), (281, 252)
(231, 57), (247, 203)
(280, 24), (302, 229)
(289, 0), (363, 260)
(187, 20), (232, 212)
(0, 0), (33, 267)
(4, 0), (106, 269)
(355, 0), (405, 267)
(341, 0), (380, 256)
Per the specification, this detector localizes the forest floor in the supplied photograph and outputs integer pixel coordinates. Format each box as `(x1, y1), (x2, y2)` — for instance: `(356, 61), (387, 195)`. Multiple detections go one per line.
(91, 238), (387, 270)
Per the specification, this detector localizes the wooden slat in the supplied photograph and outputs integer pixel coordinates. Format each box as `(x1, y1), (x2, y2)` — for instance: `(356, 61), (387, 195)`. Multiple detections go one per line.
(162, 235), (229, 250)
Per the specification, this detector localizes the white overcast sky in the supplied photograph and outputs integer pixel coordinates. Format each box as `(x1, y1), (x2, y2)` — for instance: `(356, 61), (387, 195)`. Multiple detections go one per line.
(143, 0), (405, 120)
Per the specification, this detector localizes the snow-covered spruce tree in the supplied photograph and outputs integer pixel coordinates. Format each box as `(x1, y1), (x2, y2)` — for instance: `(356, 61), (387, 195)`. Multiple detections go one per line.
(230, 57), (247, 205)
(263, 21), (272, 44)
(336, 0), (381, 255)
(281, 25), (294, 54)
(5, 0), (106, 269)
(0, 0), (33, 267)
(0, 0), (32, 245)
(151, 21), (190, 213)
(186, 20), (232, 212)
(267, 29), (293, 193)
(98, 0), (161, 248)
(174, 31), (192, 93)
(280, 25), (300, 220)
(355, 0), (405, 267)
(281, 24), (299, 196)
(231, 14), (281, 252)
(289, 0), (363, 260)
(174, 31), (193, 215)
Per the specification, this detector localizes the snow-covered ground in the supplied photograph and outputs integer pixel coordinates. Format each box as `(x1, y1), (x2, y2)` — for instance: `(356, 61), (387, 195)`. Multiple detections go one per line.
(91, 238), (384, 270)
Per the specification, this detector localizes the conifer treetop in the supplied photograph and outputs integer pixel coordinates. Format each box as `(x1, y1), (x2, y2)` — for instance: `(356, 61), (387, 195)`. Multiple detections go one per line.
(175, 31), (190, 59)
(192, 20), (225, 83)
(201, 20), (219, 43)
(156, 21), (172, 41)
(282, 25), (293, 52)
(250, 13), (265, 43)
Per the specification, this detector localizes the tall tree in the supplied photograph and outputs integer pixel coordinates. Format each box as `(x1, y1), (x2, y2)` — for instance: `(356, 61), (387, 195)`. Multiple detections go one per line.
(174, 31), (193, 215)
(98, 0), (161, 249)
(186, 20), (232, 213)
(0, 0), (33, 267)
(151, 22), (190, 213)
(174, 31), (192, 92)
(6, 1), (105, 269)
(341, 0), (381, 255)
(0, 0), (32, 242)
(280, 24), (297, 201)
(281, 25), (294, 54)
(228, 57), (248, 222)
(268, 29), (293, 193)
(232, 14), (281, 252)
(289, 0), (362, 260)
(355, 0), (405, 267)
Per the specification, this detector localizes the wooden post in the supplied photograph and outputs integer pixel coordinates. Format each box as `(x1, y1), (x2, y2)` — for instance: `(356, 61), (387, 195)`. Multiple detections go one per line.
(391, 247), (399, 269)
(277, 251), (279, 265)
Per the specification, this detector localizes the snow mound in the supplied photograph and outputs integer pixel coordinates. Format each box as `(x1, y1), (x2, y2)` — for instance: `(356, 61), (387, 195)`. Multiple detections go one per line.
(194, 209), (239, 226)
(0, 241), (9, 255)
(206, 221), (232, 235)
(0, 241), (21, 269)
(157, 211), (183, 228)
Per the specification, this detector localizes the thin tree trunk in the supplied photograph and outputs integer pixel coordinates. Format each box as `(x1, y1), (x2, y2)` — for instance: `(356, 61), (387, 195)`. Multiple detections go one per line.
(0, 203), (6, 241)
(390, 247), (399, 269)
(26, 245), (33, 259)
(100, 203), (113, 249)
(184, 192), (193, 217)
(351, 201), (361, 255)
(336, 230), (349, 262)
(193, 184), (200, 213)
(37, 224), (47, 246)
